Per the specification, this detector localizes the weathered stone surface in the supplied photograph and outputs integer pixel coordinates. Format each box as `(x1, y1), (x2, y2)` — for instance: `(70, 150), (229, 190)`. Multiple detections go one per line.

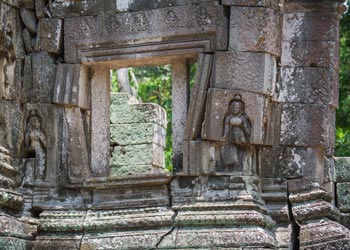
(109, 164), (165, 177)
(90, 67), (110, 177)
(21, 55), (32, 103)
(281, 41), (339, 69)
(0, 237), (33, 250)
(281, 0), (346, 13)
(64, 4), (227, 62)
(18, 0), (35, 9)
(184, 53), (213, 140)
(110, 143), (164, 168)
(202, 88), (268, 144)
(277, 67), (338, 107)
(32, 52), (57, 103)
(183, 140), (218, 175)
(110, 101), (167, 128)
(172, 59), (189, 171)
(63, 108), (90, 183)
(230, 7), (281, 56)
(91, 185), (170, 209)
(260, 147), (323, 180)
(0, 214), (34, 239)
(337, 183), (350, 212)
(159, 227), (276, 248)
(53, 64), (90, 109)
(0, 2), (25, 59)
(280, 104), (335, 147)
(0, 100), (23, 157)
(0, 58), (22, 100)
(283, 12), (339, 42)
(20, 8), (37, 34)
(222, 0), (280, 9)
(264, 102), (281, 145)
(299, 219), (350, 249)
(52, 0), (218, 18)
(335, 157), (350, 182)
(38, 18), (62, 54)
(110, 123), (165, 147)
(213, 51), (276, 95)
(109, 92), (167, 175)
(23, 28), (34, 54)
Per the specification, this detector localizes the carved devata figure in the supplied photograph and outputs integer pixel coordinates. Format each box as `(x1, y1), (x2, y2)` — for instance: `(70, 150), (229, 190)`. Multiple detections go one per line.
(221, 94), (251, 171)
(24, 110), (47, 179)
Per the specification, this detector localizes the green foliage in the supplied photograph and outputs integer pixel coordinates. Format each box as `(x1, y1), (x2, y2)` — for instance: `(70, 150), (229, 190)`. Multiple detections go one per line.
(110, 69), (119, 92)
(336, 11), (350, 156)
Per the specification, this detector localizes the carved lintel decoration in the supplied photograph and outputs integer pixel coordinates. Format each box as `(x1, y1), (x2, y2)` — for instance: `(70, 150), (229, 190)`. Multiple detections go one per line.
(221, 94), (251, 172)
(24, 110), (47, 180)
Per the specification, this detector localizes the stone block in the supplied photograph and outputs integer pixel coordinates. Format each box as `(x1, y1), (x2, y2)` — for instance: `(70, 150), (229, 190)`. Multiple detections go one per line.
(110, 92), (138, 106)
(182, 140), (218, 175)
(264, 102), (281, 145)
(283, 12), (339, 42)
(222, 0), (280, 9)
(281, 41), (339, 69)
(202, 88), (268, 145)
(63, 108), (90, 183)
(110, 143), (164, 168)
(110, 123), (166, 147)
(0, 100), (23, 157)
(20, 8), (37, 34)
(0, 2), (25, 59)
(91, 185), (169, 209)
(213, 51), (276, 95)
(335, 157), (350, 182)
(260, 146), (324, 180)
(282, 1), (346, 13)
(324, 156), (335, 183)
(109, 164), (165, 177)
(52, 0), (218, 18)
(230, 7), (281, 56)
(184, 53), (213, 140)
(277, 67), (338, 107)
(299, 220), (350, 249)
(280, 104), (335, 147)
(110, 103), (167, 128)
(53, 64), (90, 110)
(0, 58), (22, 101)
(18, 0), (35, 9)
(64, 4), (227, 62)
(337, 183), (350, 212)
(38, 18), (62, 54)
(21, 55), (32, 103)
(90, 67), (110, 177)
(31, 52), (57, 103)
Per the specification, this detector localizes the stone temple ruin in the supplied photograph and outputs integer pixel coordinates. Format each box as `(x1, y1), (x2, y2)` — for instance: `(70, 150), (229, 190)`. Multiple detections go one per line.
(0, 0), (350, 249)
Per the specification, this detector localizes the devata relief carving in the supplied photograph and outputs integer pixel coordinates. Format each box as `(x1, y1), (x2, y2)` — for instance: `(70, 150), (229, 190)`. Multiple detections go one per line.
(24, 110), (47, 180)
(221, 94), (251, 172)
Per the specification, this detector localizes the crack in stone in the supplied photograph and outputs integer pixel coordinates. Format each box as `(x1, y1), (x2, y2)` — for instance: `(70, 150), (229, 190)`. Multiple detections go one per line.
(153, 209), (178, 250)
(286, 181), (300, 250)
(78, 190), (88, 250)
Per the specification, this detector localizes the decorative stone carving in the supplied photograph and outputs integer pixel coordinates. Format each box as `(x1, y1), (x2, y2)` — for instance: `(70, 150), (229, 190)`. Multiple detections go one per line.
(24, 110), (47, 180)
(64, 4), (227, 62)
(202, 88), (267, 145)
(213, 51), (276, 95)
(221, 94), (251, 171)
